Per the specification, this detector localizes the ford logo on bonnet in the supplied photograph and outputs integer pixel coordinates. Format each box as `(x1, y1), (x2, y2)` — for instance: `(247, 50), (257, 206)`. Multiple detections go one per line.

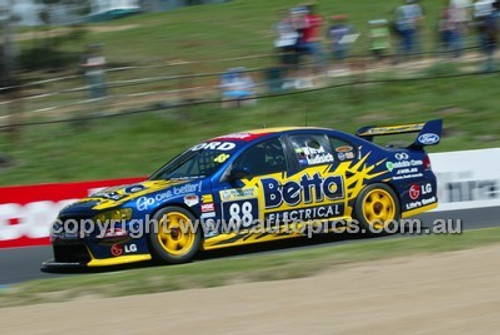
(418, 133), (440, 145)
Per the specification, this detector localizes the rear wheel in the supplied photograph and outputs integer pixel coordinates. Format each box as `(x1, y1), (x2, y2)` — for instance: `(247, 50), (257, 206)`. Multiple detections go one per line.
(354, 184), (400, 234)
(148, 206), (202, 264)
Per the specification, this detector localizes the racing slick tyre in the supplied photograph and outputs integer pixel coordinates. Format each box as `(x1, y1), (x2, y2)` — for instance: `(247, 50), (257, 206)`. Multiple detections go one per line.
(354, 183), (400, 235)
(148, 206), (202, 264)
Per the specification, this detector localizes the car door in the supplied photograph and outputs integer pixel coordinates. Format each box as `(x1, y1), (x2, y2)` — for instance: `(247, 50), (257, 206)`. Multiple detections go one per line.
(210, 137), (290, 233)
(281, 133), (351, 222)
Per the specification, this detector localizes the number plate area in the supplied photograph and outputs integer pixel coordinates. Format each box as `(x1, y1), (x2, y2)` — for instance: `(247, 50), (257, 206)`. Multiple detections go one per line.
(221, 199), (260, 229)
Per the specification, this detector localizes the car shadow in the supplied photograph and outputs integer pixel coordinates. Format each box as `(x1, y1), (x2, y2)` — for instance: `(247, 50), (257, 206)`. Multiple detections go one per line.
(41, 232), (386, 275)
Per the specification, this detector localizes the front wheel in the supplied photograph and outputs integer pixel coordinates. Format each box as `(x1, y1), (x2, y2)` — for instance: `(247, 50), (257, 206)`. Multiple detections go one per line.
(148, 206), (202, 264)
(354, 183), (400, 235)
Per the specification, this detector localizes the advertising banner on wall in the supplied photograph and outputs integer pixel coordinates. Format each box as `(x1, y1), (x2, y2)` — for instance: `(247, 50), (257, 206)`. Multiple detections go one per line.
(0, 177), (144, 248)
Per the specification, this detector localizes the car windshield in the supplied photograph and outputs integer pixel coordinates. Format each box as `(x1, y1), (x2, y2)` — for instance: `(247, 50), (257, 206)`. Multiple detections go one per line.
(150, 143), (236, 180)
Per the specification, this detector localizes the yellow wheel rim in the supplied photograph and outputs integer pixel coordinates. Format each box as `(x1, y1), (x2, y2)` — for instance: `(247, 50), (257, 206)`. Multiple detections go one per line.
(362, 188), (396, 229)
(157, 212), (195, 256)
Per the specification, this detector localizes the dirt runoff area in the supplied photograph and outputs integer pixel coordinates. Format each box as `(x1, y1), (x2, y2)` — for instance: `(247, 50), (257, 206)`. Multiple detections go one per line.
(3, 245), (500, 335)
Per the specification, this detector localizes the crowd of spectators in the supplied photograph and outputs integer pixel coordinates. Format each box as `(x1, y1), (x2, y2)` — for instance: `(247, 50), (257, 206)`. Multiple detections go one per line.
(273, 0), (500, 71)
(223, 0), (499, 105)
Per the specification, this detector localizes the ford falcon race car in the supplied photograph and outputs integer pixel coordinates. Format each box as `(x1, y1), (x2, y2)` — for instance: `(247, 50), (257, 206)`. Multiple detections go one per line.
(44, 120), (442, 268)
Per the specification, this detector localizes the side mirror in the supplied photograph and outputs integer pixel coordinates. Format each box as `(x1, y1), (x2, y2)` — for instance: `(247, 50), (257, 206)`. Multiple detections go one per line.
(229, 167), (251, 182)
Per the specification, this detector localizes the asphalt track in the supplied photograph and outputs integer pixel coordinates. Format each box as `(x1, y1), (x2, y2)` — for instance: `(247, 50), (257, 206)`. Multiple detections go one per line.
(0, 206), (498, 286)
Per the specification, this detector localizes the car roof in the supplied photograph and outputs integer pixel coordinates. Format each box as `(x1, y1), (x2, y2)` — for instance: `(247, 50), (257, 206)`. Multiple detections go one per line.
(210, 127), (333, 143)
(244, 127), (327, 134)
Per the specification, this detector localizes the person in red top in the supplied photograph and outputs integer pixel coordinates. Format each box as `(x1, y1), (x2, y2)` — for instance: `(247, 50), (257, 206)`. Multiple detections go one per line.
(296, 4), (325, 68)
(302, 5), (323, 43)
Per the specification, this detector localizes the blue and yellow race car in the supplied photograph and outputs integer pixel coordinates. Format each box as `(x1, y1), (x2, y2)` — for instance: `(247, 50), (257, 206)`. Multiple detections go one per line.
(45, 120), (442, 268)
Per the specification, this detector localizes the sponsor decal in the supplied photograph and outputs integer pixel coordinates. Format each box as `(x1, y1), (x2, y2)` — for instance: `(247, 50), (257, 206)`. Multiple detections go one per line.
(202, 194), (214, 204)
(184, 195), (199, 207)
(220, 188), (258, 202)
(111, 243), (124, 257)
(216, 133), (253, 140)
(409, 184), (420, 200)
(345, 152), (355, 160)
(405, 196), (437, 211)
(201, 203), (215, 213)
(386, 159), (423, 172)
(337, 152), (346, 161)
(408, 183), (432, 201)
(266, 204), (344, 224)
(422, 183), (433, 195)
(392, 173), (424, 181)
(124, 185), (146, 194)
(91, 190), (125, 201)
(136, 182), (202, 211)
(299, 146), (334, 165)
(395, 152), (409, 160)
(91, 183), (147, 201)
(213, 153), (231, 163)
(362, 124), (423, 136)
(261, 173), (344, 209)
(418, 133), (440, 145)
(335, 146), (354, 153)
(190, 142), (236, 152)
(211, 132), (269, 142)
(202, 218), (218, 237)
(124, 243), (137, 254)
(387, 157), (424, 180)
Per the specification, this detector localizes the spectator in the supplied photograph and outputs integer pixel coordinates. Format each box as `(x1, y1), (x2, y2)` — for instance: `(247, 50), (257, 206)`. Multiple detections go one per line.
(274, 10), (300, 66)
(474, 0), (495, 18)
(481, 0), (499, 71)
(395, 0), (424, 57)
(449, 0), (472, 53)
(369, 19), (392, 61)
(296, 4), (325, 68)
(438, 4), (461, 57)
(327, 15), (356, 60)
(220, 67), (256, 108)
(81, 44), (107, 100)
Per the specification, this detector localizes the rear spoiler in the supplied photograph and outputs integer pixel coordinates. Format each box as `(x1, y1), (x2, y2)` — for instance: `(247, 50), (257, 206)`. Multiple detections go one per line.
(356, 119), (443, 148)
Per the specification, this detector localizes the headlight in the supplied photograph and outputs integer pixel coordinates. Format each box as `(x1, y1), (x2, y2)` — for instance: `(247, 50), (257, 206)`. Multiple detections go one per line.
(50, 221), (63, 238)
(93, 208), (133, 222)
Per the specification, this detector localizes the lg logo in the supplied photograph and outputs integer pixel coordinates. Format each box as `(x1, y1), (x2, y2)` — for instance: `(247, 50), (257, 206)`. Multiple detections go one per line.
(395, 152), (409, 161)
(409, 184), (421, 200)
(111, 243), (137, 257)
(409, 183), (432, 201)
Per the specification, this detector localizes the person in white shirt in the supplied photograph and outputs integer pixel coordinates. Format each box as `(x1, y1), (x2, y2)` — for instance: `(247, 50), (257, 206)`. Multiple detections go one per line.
(474, 0), (494, 18)
(82, 44), (107, 99)
(274, 10), (300, 66)
(451, 0), (473, 22)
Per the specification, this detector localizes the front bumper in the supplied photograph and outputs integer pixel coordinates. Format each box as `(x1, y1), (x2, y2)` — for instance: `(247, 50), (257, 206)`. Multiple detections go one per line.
(44, 238), (152, 269)
(42, 254), (152, 269)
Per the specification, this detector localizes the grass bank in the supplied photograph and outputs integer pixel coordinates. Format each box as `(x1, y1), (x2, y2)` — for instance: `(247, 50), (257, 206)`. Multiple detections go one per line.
(1, 73), (499, 186)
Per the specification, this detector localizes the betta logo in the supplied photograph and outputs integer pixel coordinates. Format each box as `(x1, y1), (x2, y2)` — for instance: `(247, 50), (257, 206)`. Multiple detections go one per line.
(261, 173), (344, 209)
